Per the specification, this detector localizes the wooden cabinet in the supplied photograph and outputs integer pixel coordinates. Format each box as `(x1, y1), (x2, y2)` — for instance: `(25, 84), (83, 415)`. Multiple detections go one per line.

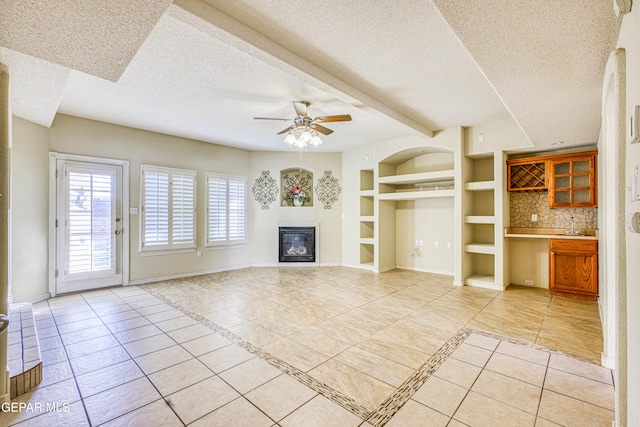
(549, 239), (598, 301)
(507, 150), (597, 208)
(548, 151), (597, 208)
(506, 158), (547, 191)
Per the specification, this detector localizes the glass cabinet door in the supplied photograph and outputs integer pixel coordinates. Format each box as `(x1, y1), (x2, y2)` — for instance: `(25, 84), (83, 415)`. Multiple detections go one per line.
(549, 154), (596, 208)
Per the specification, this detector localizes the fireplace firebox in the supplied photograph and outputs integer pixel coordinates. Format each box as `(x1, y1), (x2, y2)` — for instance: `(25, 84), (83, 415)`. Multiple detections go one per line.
(279, 227), (316, 263)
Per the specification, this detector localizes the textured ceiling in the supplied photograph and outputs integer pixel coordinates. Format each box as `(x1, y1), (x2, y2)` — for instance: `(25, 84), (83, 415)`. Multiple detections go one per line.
(432, 0), (621, 148)
(0, 0), (172, 82)
(0, 0), (622, 152)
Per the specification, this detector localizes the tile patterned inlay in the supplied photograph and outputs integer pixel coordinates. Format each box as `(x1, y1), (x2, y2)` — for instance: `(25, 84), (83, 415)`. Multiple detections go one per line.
(4, 268), (614, 427)
(365, 328), (470, 426)
(142, 284), (374, 419)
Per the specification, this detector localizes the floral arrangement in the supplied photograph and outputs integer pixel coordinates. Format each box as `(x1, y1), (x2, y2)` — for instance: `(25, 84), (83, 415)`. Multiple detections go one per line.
(289, 184), (307, 204)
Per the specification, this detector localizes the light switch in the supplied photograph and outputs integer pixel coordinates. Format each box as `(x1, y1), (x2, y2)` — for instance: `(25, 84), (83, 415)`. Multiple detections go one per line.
(627, 212), (640, 233)
(130, 207), (138, 215)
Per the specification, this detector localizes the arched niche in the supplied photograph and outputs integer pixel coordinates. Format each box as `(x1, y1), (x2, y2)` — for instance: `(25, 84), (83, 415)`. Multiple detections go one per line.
(280, 167), (314, 207)
(379, 146), (454, 176)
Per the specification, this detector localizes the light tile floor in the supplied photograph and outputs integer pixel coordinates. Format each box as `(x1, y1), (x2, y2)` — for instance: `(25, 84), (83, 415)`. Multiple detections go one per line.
(0, 268), (614, 426)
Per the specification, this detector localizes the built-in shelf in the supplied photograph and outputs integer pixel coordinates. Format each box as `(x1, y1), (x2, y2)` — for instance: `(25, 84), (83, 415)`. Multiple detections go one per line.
(465, 216), (495, 224)
(378, 169), (455, 185)
(360, 216), (375, 222)
(359, 189), (374, 197)
(360, 238), (375, 245)
(464, 181), (495, 191)
(378, 189), (455, 201)
(464, 243), (495, 255)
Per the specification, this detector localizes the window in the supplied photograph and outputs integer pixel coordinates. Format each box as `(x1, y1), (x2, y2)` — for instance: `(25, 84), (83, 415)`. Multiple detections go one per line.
(207, 173), (247, 246)
(141, 165), (196, 252)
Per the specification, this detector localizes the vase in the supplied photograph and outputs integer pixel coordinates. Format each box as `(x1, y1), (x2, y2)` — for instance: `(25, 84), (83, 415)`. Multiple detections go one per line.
(293, 198), (303, 207)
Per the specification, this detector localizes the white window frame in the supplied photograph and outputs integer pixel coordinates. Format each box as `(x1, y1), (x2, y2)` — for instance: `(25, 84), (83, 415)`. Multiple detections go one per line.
(140, 165), (197, 254)
(206, 172), (248, 248)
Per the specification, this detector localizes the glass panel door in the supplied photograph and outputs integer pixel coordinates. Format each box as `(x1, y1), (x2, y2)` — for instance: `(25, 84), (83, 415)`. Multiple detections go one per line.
(56, 160), (123, 293)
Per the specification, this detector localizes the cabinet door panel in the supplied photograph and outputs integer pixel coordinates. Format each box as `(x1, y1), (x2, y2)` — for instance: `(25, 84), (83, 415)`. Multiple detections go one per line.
(551, 252), (597, 293)
(549, 239), (598, 299)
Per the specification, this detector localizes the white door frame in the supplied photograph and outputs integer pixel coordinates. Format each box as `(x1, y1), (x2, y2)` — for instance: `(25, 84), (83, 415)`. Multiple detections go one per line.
(49, 153), (130, 297)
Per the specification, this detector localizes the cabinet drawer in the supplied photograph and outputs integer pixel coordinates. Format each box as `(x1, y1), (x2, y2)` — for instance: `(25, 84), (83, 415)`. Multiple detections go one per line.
(549, 239), (597, 253)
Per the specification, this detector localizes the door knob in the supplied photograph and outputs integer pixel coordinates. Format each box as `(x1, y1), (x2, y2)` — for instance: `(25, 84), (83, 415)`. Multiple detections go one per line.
(115, 230), (121, 235)
(0, 314), (9, 334)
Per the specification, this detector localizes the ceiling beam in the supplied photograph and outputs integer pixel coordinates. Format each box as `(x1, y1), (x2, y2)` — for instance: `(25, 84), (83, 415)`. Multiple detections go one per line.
(170, 0), (434, 139)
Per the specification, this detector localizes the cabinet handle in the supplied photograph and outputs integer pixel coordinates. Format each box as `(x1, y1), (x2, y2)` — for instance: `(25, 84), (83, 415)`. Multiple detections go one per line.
(551, 251), (555, 255)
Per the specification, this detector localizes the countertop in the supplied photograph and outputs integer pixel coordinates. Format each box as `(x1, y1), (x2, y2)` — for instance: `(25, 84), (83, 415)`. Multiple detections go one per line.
(504, 227), (598, 240)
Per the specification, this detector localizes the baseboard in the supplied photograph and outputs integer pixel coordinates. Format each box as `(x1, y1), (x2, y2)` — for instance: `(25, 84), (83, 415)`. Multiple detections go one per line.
(601, 352), (616, 369)
(15, 292), (51, 304)
(395, 265), (454, 276)
(342, 263), (375, 272)
(128, 264), (252, 285)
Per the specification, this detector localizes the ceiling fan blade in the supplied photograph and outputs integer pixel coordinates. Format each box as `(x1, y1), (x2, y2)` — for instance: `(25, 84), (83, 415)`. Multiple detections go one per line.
(311, 124), (334, 135)
(254, 117), (291, 121)
(313, 114), (352, 123)
(277, 125), (295, 135)
(293, 101), (309, 117)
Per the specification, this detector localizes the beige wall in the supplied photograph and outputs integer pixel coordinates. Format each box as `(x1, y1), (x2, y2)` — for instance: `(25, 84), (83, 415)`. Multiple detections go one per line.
(49, 115), (254, 285)
(11, 117), (49, 302)
(395, 198), (455, 274)
(617, 5), (640, 425)
(508, 238), (549, 288)
(249, 151), (342, 266)
(466, 117), (532, 156)
(341, 145), (375, 269)
(10, 114), (344, 300)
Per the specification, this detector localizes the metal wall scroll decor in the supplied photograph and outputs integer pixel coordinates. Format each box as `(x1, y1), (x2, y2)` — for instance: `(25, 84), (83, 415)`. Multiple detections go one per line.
(252, 171), (278, 210)
(315, 170), (341, 209)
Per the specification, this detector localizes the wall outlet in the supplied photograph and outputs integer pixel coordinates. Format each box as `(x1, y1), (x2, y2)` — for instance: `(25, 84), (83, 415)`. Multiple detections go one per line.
(531, 214), (538, 222)
(415, 240), (419, 247)
(197, 250), (202, 258)
(419, 240), (424, 247)
(524, 279), (534, 285)
(434, 241), (439, 248)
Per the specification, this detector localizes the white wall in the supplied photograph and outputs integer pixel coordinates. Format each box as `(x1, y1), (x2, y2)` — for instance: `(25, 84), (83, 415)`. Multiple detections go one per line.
(11, 117), (50, 302)
(249, 150), (342, 266)
(617, 5), (640, 425)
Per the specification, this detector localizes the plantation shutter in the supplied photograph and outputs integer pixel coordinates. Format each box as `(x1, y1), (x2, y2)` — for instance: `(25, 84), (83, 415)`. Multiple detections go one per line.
(208, 176), (227, 243)
(142, 166), (196, 251)
(228, 178), (246, 241)
(143, 170), (170, 246)
(172, 173), (196, 244)
(207, 173), (247, 246)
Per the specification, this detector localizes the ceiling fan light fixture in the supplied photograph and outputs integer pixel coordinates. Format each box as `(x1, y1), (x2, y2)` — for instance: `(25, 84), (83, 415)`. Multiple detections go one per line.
(300, 129), (312, 143)
(284, 133), (296, 145)
(309, 134), (323, 146)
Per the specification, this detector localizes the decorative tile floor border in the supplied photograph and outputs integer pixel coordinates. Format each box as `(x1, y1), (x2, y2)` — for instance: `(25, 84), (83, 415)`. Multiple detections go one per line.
(141, 285), (471, 424)
(365, 328), (470, 426)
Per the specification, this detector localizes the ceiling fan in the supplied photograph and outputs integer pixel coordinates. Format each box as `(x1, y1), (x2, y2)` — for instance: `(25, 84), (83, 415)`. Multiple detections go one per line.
(254, 101), (351, 147)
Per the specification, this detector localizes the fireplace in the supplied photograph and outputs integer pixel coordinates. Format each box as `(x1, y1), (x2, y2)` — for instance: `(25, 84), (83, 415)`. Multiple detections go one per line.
(279, 226), (316, 263)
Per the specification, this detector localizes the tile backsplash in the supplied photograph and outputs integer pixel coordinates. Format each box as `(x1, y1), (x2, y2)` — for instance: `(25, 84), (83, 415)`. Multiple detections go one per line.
(510, 192), (597, 229)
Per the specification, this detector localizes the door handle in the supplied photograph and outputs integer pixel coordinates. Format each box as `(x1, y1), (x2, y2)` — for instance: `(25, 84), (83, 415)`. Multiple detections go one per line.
(0, 314), (9, 334)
